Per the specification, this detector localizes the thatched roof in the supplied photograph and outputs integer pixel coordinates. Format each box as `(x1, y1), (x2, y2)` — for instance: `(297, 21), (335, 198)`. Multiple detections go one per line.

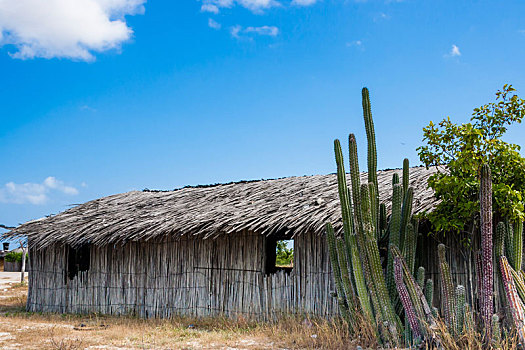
(8, 167), (439, 250)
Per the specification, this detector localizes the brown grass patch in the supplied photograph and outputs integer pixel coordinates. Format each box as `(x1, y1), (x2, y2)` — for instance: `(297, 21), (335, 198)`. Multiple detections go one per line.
(0, 283), (369, 349)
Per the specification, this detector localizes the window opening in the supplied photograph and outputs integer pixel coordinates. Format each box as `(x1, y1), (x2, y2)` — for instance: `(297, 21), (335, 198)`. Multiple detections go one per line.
(265, 236), (294, 274)
(66, 244), (90, 281)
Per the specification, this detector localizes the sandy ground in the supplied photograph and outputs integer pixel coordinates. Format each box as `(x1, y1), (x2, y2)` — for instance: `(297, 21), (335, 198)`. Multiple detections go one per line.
(0, 272), (26, 288)
(0, 279), (343, 350)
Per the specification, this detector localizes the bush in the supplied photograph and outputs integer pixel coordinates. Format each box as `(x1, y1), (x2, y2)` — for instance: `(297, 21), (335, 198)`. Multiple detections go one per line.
(276, 241), (293, 267)
(4, 252), (27, 263)
(417, 84), (525, 237)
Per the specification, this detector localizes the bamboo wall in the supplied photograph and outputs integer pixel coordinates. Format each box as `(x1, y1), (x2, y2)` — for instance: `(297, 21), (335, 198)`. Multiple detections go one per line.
(417, 230), (483, 312)
(27, 230), (337, 319)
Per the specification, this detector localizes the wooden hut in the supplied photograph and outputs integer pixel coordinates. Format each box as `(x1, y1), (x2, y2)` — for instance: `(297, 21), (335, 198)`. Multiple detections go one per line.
(8, 167), (439, 320)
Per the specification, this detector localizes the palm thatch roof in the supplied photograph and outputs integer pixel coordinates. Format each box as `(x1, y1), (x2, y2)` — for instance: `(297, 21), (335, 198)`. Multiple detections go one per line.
(8, 166), (439, 250)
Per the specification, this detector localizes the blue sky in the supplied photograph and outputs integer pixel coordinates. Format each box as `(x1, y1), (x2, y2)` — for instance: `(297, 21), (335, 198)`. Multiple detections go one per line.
(1, 0), (525, 231)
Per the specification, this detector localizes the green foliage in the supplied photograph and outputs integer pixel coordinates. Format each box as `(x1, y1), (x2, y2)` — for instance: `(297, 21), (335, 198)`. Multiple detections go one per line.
(275, 241), (293, 267)
(417, 84), (525, 234)
(4, 251), (26, 263)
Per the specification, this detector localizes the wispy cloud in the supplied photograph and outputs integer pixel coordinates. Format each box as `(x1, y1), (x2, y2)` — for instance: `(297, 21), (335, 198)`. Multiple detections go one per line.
(445, 44), (461, 58)
(0, 177), (79, 205)
(346, 40), (364, 51)
(231, 25), (279, 39)
(245, 26), (279, 36)
(0, 0), (146, 61)
(80, 105), (97, 112)
(373, 12), (390, 21)
(208, 18), (222, 29)
(292, 0), (318, 6)
(201, 0), (279, 14)
(201, 3), (220, 13)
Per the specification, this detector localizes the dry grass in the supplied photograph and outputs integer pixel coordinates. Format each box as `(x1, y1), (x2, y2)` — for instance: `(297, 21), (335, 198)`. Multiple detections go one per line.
(0, 282), (520, 349)
(0, 282), (371, 349)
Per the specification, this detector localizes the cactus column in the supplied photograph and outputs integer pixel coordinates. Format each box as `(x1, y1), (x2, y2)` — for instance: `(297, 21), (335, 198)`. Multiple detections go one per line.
(480, 163), (494, 335)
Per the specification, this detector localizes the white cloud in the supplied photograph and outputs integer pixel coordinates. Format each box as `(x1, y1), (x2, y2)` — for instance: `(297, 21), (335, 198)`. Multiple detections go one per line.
(43, 177), (79, 195)
(208, 18), (222, 30)
(0, 177), (79, 205)
(230, 25), (242, 39)
(238, 0), (279, 12)
(292, 0), (317, 5)
(245, 25), (279, 36)
(444, 44), (461, 58)
(201, 0), (279, 14)
(201, 4), (220, 13)
(231, 25), (279, 39)
(0, 0), (146, 61)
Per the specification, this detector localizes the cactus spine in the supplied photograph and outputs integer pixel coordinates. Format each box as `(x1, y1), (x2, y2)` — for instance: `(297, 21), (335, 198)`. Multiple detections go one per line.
(480, 163), (494, 334)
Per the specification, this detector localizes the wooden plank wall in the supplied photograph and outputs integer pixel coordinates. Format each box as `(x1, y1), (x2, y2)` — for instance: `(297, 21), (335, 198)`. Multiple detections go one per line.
(27, 231), (338, 319)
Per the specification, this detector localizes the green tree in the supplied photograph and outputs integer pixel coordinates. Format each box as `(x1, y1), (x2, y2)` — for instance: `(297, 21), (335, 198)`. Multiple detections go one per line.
(275, 240), (294, 267)
(417, 84), (525, 235)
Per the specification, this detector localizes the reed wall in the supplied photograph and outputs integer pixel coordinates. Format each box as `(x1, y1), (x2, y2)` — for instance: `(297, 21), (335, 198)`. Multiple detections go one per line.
(27, 230), (337, 319)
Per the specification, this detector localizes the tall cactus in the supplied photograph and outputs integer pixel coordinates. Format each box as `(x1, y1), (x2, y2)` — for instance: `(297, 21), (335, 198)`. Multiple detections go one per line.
(505, 220), (514, 267)
(455, 285), (466, 334)
(438, 244), (456, 331)
(362, 87), (378, 203)
(424, 278), (434, 307)
(491, 314), (501, 348)
(336, 238), (357, 309)
(494, 222), (506, 261)
(326, 223), (351, 324)
(360, 184), (399, 342)
(499, 256), (525, 345)
(416, 267), (425, 290)
(480, 163), (494, 334)
(333, 140), (373, 322)
(399, 187), (414, 252)
(402, 158), (410, 195)
(513, 220), (524, 272)
(394, 257), (422, 339)
(403, 223), (417, 275)
(386, 183), (403, 301)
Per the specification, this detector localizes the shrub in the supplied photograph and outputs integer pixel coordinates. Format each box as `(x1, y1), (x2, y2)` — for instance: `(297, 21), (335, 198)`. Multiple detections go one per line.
(4, 252), (27, 263)
(417, 84), (525, 236)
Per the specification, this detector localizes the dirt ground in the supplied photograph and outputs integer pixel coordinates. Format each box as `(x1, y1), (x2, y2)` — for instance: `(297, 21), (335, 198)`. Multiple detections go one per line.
(0, 277), (353, 350)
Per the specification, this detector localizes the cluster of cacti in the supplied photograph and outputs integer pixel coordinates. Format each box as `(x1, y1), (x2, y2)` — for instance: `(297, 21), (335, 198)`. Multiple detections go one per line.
(326, 88), (434, 346)
(326, 87), (525, 347)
